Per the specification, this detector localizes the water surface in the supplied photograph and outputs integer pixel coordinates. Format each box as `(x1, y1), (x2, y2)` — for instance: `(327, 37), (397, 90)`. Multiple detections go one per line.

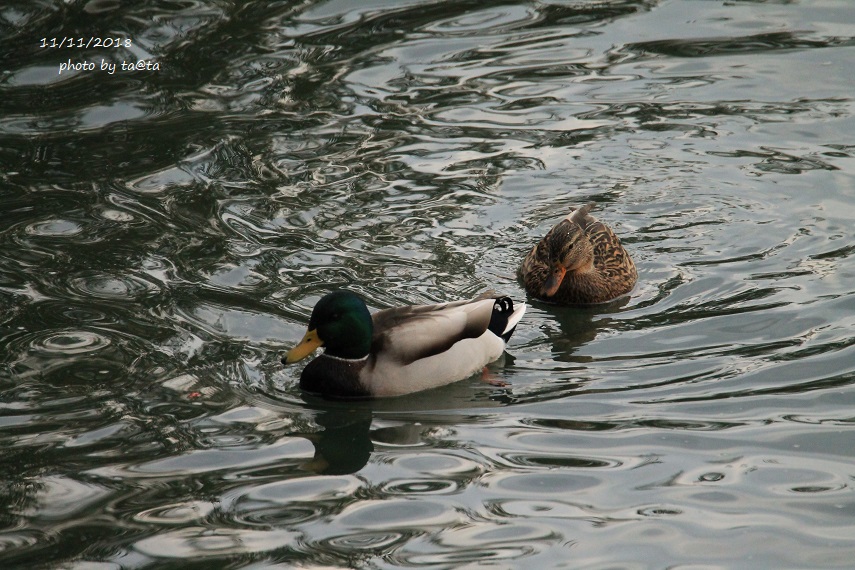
(2, 0), (855, 568)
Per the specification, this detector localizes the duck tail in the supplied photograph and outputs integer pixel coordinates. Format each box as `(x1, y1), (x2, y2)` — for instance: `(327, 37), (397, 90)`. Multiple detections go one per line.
(568, 202), (597, 226)
(488, 297), (526, 342)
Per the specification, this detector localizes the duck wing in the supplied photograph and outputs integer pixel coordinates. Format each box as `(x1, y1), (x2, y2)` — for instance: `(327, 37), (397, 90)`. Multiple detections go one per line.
(587, 218), (636, 280)
(371, 295), (518, 365)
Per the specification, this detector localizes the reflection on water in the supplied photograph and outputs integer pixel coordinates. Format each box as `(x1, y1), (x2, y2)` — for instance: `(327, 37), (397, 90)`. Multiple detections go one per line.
(2, 0), (855, 567)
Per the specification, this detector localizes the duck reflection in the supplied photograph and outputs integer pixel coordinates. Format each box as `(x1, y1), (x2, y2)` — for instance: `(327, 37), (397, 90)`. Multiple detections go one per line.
(298, 379), (506, 475)
(533, 296), (631, 362)
(303, 406), (374, 475)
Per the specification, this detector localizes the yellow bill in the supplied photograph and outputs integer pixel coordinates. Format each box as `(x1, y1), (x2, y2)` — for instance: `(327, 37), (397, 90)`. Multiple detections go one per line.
(285, 329), (323, 363)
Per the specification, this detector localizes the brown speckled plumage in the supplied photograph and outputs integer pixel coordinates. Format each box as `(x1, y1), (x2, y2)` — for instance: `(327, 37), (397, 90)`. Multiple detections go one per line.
(518, 203), (637, 304)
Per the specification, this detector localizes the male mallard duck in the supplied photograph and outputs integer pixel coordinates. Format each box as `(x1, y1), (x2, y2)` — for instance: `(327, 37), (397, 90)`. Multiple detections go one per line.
(519, 203), (637, 304)
(284, 290), (526, 398)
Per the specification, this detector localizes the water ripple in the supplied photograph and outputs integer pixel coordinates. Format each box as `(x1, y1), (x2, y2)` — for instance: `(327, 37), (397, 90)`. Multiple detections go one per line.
(625, 31), (855, 59)
(29, 329), (111, 356)
(399, 521), (557, 565)
(133, 501), (217, 525)
(24, 219), (84, 237)
(133, 527), (299, 559)
(86, 437), (314, 479)
(381, 479), (458, 495)
(320, 531), (409, 553)
(69, 272), (161, 301)
(337, 498), (460, 530)
(235, 475), (363, 504)
(0, 530), (45, 561)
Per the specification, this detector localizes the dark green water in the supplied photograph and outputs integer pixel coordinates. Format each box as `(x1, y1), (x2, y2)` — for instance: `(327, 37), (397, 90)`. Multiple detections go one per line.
(2, 0), (855, 568)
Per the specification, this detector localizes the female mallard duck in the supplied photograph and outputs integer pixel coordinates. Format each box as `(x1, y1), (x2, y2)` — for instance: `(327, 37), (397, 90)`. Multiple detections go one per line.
(284, 290), (526, 398)
(519, 203), (637, 304)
